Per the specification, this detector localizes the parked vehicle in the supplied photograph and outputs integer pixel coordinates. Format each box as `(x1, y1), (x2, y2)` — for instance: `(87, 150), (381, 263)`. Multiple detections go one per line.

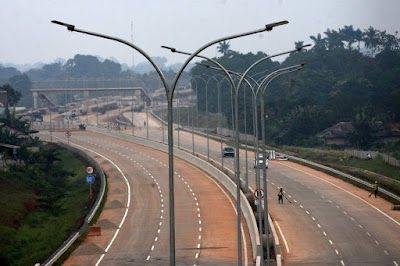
(222, 147), (235, 158)
(276, 155), (289, 161)
(254, 156), (268, 168)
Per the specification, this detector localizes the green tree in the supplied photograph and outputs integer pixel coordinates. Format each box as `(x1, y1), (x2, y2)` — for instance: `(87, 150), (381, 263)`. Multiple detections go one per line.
(347, 111), (378, 149)
(309, 33), (326, 50)
(8, 74), (33, 108)
(324, 29), (344, 50)
(217, 41), (231, 56)
(363, 26), (380, 56)
(354, 28), (363, 51)
(0, 84), (21, 106)
(340, 25), (356, 50)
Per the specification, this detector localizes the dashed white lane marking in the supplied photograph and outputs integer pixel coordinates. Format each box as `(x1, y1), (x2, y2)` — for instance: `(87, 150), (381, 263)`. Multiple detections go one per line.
(366, 232), (371, 236)
(375, 240), (380, 245)
(394, 261), (399, 266)
(323, 231), (327, 236)
(341, 260), (345, 265)
(283, 164), (400, 227)
(335, 249), (339, 255)
(384, 250), (389, 255)
(329, 240), (333, 245)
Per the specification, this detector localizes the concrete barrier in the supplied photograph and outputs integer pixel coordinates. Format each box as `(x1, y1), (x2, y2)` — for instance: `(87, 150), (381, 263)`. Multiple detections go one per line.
(42, 142), (106, 265)
(88, 126), (262, 264)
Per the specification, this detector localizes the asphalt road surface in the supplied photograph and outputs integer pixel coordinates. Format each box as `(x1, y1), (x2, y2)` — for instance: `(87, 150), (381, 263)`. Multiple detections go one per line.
(41, 109), (400, 265)
(39, 130), (252, 265)
(119, 111), (400, 265)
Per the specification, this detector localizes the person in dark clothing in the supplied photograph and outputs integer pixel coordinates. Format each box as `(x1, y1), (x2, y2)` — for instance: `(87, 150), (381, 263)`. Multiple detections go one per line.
(278, 187), (284, 204)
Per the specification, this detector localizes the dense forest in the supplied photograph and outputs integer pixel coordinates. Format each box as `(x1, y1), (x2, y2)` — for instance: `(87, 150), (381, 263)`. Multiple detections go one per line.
(190, 25), (400, 150)
(1, 25), (399, 150)
(0, 55), (191, 108)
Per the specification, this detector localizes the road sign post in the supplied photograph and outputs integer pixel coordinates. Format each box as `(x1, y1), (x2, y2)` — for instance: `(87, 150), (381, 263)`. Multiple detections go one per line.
(65, 131), (71, 145)
(86, 174), (95, 198)
(86, 166), (94, 175)
(254, 189), (264, 205)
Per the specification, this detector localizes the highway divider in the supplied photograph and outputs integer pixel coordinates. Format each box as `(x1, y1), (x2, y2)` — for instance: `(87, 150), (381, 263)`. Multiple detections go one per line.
(88, 126), (263, 265)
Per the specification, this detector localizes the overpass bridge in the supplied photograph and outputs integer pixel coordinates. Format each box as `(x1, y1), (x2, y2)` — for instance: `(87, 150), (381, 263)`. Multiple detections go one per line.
(31, 87), (151, 109)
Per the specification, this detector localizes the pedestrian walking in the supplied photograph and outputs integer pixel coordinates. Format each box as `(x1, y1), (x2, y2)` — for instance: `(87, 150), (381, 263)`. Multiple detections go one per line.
(278, 187), (284, 204)
(369, 181), (379, 198)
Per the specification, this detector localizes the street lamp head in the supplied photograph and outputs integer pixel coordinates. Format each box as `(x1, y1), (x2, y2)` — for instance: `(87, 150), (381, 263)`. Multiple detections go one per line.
(296, 44), (312, 51)
(51, 20), (75, 31)
(265, 20), (289, 31)
(196, 62), (212, 69)
(161, 45), (176, 52)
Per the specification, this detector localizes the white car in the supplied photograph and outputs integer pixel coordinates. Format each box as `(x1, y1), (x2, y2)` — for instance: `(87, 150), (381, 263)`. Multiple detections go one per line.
(254, 156), (268, 168)
(276, 155), (289, 161)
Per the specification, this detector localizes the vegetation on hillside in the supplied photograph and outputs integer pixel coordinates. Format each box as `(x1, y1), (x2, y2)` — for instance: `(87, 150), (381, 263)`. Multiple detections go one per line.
(0, 97), (95, 265)
(190, 25), (400, 150)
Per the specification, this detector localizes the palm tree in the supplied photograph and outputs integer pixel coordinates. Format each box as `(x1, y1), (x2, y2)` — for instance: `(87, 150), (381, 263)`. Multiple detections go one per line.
(295, 41), (304, 49)
(363, 27), (380, 56)
(217, 41), (231, 56)
(340, 25), (356, 50)
(324, 29), (344, 50)
(309, 33), (326, 50)
(354, 28), (363, 51)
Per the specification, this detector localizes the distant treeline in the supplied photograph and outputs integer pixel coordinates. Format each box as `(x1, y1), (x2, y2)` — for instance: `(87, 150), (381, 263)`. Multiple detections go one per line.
(192, 25), (400, 149)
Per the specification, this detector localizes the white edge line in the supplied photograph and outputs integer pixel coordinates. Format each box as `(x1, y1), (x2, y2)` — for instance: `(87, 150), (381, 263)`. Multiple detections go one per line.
(203, 169), (248, 266)
(53, 135), (132, 265)
(275, 221), (289, 253)
(283, 164), (400, 227)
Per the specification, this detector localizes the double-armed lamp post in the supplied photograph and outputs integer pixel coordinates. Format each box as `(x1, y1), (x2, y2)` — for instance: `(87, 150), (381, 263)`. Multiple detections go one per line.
(51, 19), (288, 265)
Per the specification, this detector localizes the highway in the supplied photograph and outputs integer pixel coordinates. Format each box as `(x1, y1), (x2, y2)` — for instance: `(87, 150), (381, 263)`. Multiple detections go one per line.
(39, 109), (400, 265)
(120, 111), (400, 265)
(39, 130), (252, 265)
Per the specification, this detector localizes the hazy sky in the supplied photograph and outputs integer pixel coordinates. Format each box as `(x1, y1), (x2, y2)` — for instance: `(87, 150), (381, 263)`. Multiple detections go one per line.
(1, 0), (399, 67)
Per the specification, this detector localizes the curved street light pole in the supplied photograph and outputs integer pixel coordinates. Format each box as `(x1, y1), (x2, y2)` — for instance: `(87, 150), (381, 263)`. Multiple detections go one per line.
(191, 76), (207, 154)
(255, 64), (304, 265)
(171, 50), (304, 265)
(204, 75), (219, 161)
(52, 20), (288, 265)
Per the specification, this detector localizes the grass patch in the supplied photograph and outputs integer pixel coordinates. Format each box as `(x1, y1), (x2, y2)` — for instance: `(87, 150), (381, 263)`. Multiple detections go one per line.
(278, 146), (400, 204)
(0, 145), (98, 265)
(53, 175), (108, 266)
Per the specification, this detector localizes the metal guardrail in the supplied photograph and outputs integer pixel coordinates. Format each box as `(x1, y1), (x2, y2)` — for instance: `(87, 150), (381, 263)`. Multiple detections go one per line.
(282, 153), (400, 203)
(42, 142), (106, 265)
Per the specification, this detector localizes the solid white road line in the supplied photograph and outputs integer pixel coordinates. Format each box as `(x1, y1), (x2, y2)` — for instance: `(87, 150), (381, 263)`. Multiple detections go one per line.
(284, 164), (400, 226)
(54, 136), (131, 266)
(275, 221), (290, 253)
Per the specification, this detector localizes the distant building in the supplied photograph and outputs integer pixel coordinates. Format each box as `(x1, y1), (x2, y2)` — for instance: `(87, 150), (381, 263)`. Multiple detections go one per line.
(316, 122), (400, 146)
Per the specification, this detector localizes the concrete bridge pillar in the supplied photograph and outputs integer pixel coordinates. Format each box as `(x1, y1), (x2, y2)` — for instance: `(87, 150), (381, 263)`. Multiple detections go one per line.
(32, 91), (38, 109)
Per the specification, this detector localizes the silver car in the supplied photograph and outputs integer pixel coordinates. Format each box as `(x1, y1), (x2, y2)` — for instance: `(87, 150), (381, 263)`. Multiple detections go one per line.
(254, 156), (268, 168)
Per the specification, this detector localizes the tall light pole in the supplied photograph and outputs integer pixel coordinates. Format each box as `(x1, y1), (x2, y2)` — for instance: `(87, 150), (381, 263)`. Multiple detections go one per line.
(238, 60), (307, 265)
(190, 75), (207, 155)
(52, 19), (288, 265)
(191, 51), (308, 266)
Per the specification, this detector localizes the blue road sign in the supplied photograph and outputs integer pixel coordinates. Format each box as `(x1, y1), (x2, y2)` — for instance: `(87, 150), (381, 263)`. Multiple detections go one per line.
(86, 175), (95, 184)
